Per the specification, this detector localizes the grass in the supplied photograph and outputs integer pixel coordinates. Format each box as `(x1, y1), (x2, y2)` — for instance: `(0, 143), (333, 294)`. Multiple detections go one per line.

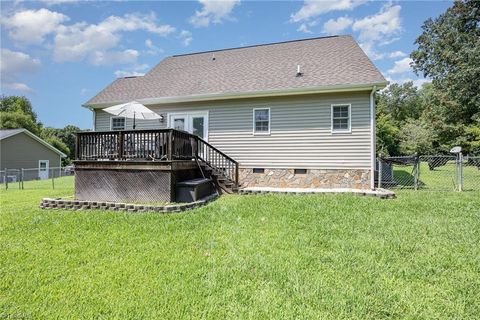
(1, 178), (479, 319)
(390, 162), (480, 191)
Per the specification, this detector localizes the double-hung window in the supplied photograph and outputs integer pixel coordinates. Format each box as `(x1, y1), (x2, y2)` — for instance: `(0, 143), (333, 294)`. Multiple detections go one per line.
(331, 104), (351, 133)
(111, 117), (126, 131)
(253, 108), (270, 134)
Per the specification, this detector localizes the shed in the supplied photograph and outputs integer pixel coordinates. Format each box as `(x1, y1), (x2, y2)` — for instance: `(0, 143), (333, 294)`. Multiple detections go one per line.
(0, 129), (66, 181)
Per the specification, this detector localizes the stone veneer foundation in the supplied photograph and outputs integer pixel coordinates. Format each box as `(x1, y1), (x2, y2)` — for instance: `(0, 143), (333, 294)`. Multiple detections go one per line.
(239, 168), (371, 189)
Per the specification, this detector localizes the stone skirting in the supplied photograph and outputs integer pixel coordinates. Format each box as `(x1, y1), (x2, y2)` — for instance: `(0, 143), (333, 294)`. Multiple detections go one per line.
(239, 168), (371, 189)
(39, 193), (218, 213)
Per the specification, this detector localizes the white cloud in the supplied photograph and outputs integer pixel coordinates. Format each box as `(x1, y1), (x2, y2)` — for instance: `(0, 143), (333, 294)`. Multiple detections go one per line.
(0, 49), (40, 93)
(1, 8), (69, 46)
(322, 16), (352, 35)
(387, 57), (413, 74)
(352, 4), (402, 61)
(114, 70), (145, 78)
(53, 12), (175, 64)
(114, 63), (149, 78)
(189, 0), (241, 28)
(0, 48), (41, 80)
(39, 0), (78, 5)
(352, 4), (402, 43)
(3, 82), (34, 93)
(144, 39), (164, 55)
(389, 51), (407, 58)
(291, 0), (365, 23)
(386, 76), (430, 88)
(359, 42), (385, 60)
(297, 20), (318, 34)
(297, 23), (313, 34)
(179, 30), (193, 46)
(90, 49), (140, 66)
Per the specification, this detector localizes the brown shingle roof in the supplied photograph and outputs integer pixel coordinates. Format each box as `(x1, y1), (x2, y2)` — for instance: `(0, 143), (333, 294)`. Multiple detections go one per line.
(85, 35), (387, 106)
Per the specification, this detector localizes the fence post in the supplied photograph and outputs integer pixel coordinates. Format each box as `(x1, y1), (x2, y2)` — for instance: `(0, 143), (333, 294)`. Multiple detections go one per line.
(52, 168), (55, 189)
(21, 168), (24, 190)
(459, 152), (463, 192)
(4, 168), (7, 190)
(414, 158), (419, 191)
(378, 158), (382, 189)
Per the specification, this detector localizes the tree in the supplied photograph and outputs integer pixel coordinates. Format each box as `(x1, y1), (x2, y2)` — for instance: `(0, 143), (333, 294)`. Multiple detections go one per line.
(0, 95), (82, 163)
(398, 119), (437, 155)
(0, 95), (39, 123)
(0, 96), (42, 135)
(0, 112), (41, 136)
(57, 125), (81, 159)
(376, 112), (399, 156)
(41, 125), (80, 160)
(411, 0), (480, 124)
(376, 82), (423, 124)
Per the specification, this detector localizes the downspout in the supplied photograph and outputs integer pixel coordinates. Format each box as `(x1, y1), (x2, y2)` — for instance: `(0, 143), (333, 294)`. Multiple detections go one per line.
(91, 107), (96, 131)
(370, 86), (377, 189)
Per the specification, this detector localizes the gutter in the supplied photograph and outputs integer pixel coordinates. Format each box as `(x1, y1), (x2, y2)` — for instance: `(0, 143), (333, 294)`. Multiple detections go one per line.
(83, 82), (388, 109)
(370, 85), (377, 190)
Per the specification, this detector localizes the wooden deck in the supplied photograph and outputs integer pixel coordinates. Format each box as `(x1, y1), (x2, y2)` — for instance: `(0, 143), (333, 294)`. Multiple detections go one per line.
(74, 129), (239, 202)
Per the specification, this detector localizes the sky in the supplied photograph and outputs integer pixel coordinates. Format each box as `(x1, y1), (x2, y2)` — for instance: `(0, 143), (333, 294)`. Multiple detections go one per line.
(0, 0), (452, 129)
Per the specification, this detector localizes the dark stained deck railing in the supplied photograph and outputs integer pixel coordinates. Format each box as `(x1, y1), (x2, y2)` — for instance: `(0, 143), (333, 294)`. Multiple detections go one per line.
(197, 137), (239, 186)
(75, 128), (239, 187)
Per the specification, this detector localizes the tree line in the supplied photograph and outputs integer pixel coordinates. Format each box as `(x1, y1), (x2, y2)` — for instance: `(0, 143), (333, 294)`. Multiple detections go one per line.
(377, 0), (479, 156)
(0, 95), (82, 165)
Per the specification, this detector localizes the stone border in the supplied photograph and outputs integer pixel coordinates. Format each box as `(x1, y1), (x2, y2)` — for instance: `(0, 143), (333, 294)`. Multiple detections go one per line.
(39, 193), (218, 213)
(239, 188), (396, 199)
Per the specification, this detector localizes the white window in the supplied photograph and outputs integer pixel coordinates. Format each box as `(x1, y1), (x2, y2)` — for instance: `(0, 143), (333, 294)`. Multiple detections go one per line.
(253, 108), (270, 134)
(111, 117), (126, 131)
(331, 104), (351, 133)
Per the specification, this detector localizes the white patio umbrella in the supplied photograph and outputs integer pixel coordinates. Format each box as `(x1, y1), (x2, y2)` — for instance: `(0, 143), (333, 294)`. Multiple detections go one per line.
(104, 101), (162, 129)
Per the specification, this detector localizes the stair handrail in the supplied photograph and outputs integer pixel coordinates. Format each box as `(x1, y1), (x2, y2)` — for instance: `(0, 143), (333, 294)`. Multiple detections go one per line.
(194, 136), (239, 188)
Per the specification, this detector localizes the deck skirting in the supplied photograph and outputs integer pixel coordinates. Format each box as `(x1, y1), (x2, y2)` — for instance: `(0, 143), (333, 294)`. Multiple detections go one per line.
(74, 160), (200, 203)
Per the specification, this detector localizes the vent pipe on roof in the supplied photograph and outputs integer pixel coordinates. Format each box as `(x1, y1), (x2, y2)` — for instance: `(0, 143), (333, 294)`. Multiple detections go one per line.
(212, 53), (216, 61)
(296, 65), (303, 77)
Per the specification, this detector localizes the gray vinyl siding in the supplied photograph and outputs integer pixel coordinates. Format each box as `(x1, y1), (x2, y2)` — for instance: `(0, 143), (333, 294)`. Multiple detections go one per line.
(0, 132), (61, 170)
(94, 91), (372, 169)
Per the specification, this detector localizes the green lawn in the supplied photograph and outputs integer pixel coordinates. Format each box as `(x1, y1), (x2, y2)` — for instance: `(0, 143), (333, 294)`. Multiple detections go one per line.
(1, 178), (479, 319)
(390, 161), (480, 191)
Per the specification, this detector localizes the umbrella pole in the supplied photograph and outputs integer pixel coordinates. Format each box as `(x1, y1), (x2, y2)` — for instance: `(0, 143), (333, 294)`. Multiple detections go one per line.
(133, 111), (136, 129)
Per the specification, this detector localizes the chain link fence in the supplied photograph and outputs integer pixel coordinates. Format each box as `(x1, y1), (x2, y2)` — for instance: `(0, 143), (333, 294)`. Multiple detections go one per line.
(1, 166), (74, 190)
(377, 154), (480, 191)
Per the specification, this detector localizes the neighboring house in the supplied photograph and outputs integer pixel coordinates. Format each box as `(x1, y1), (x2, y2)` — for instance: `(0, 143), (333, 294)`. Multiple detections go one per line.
(84, 35), (388, 189)
(0, 129), (66, 181)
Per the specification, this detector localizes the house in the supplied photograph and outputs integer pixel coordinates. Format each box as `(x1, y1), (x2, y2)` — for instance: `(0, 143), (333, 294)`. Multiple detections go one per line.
(0, 129), (66, 181)
(79, 35), (387, 201)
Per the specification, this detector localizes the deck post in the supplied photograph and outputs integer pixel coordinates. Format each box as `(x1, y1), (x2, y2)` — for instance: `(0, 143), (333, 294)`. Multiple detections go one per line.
(168, 130), (173, 161)
(75, 134), (80, 160)
(118, 131), (124, 159)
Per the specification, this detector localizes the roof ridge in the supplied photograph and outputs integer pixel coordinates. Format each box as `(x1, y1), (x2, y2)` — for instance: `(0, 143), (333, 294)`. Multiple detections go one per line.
(171, 35), (343, 58)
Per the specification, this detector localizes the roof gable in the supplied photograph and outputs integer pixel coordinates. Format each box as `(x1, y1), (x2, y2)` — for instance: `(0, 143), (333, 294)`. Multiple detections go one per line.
(0, 129), (67, 157)
(86, 35), (387, 107)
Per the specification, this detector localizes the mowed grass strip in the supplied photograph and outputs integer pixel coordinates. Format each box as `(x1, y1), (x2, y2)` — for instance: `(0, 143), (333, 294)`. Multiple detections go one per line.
(0, 178), (479, 319)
